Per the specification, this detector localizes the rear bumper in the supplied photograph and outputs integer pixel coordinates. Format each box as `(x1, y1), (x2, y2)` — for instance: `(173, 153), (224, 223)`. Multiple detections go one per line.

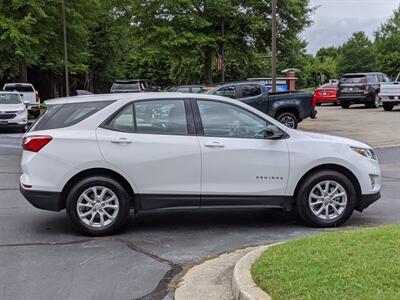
(20, 185), (64, 211)
(356, 192), (381, 212)
(338, 95), (368, 103)
(0, 123), (26, 130)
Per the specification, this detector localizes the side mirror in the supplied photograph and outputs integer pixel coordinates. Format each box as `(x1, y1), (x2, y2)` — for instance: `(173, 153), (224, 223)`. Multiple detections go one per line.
(264, 125), (285, 139)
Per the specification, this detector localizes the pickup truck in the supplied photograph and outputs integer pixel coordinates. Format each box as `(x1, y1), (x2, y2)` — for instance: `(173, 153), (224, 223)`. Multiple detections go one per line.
(3, 83), (40, 118)
(208, 81), (316, 129)
(379, 73), (400, 111)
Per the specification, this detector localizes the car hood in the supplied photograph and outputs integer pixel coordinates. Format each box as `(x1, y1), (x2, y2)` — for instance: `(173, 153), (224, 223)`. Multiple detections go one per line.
(299, 131), (371, 149)
(0, 103), (25, 112)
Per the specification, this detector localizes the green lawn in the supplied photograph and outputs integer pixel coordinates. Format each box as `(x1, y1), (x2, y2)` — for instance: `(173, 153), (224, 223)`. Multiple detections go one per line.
(252, 225), (400, 300)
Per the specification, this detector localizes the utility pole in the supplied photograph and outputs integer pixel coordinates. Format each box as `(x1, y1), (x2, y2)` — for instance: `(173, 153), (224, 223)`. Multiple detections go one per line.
(271, 0), (277, 93)
(221, 19), (225, 83)
(62, 0), (70, 96)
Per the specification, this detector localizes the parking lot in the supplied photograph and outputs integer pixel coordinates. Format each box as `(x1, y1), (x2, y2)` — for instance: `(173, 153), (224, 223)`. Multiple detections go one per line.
(1, 106), (400, 300)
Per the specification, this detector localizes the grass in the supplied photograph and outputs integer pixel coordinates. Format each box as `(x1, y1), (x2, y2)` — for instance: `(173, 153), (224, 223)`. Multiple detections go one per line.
(252, 225), (400, 300)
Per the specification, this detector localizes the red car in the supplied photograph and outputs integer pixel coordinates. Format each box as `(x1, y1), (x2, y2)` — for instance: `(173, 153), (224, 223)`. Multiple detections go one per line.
(313, 83), (339, 105)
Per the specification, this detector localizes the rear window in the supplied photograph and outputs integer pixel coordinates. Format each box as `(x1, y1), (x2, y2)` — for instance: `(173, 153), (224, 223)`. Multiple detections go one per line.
(320, 84), (336, 89)
(0, 93), (22, 104)
(340, 76), (367, 84)
(29, 101), (113, 132)
(4, 85), (34, 92)
(111, 83), (141, 92)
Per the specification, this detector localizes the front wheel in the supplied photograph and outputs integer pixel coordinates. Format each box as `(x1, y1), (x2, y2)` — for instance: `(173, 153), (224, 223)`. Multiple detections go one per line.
(277, 112), (298, 129)
(66, 176), (130, 236)
(340, 102), (350, 109)
(383, 102), (394, 111)
(296, 170), (356, 227)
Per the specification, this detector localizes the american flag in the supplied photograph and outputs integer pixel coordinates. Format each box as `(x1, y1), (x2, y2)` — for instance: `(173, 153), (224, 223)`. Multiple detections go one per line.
(216, 54), (224, 71)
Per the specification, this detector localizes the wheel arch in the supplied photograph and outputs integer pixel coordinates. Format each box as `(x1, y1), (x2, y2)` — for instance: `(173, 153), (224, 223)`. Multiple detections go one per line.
(60, 168), (136, 211)
(293, 164), (362, 205)
(275, 106), (300, 121)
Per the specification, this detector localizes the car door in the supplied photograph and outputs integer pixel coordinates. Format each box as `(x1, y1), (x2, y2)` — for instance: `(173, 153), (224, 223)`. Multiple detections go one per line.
(239, 83), (268, 113)
(96, 99), (201, 210)
(193, 99), (290, 206)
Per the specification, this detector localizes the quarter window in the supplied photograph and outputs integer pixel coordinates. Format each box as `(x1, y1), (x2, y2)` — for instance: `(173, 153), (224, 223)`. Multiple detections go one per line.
(197, 101), (268, 139)
(108, 104), (134, 132)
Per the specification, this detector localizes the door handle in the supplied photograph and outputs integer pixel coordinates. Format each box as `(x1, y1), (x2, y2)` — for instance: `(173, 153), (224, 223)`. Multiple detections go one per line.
(204, 141), (225, 148)
(111, 137), (132, 144)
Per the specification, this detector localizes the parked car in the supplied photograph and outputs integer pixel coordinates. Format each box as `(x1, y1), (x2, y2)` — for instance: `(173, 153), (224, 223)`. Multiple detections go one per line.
(313, 83), (339, 106)
(337, 72), (391, 108)
(0, 91), (28, 132)
(20, 92), (381, 235)
(208, 82), (316, 129)
(165, 85), (208, 93)
(379, 72), (400, 111)
(3, 83), (40, 118)
(110, 79), (160, 93)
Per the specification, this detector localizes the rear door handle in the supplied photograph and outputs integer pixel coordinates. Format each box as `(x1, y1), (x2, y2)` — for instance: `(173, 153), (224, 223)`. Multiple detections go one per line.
(111, 137), (132, 144)
(204, 141), (225, 148)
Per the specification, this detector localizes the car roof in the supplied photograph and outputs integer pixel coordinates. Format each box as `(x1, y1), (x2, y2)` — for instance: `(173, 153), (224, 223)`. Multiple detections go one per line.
(173, 85), (204, 88)
(213, 81), (265, 88)
(342, 72), (383, 76)
(44, 92), (229, 105)
(114, 79), (149, 83)
(0, 90), (20, 95)
(4, 82), (33, 86)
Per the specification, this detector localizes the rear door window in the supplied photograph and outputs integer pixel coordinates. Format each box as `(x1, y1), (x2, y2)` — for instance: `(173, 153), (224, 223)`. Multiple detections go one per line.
(30, 101), (113, 132)
(240, 84), (262, 98)
(366, 74), (378, 83)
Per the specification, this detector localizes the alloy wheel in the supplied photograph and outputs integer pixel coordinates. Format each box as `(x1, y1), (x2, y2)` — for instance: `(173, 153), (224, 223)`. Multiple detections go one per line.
(77, 186), (120, 229)
(308, 180), (348, 220)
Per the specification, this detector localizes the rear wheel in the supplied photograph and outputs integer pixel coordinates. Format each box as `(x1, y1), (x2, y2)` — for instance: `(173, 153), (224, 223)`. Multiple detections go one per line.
(277, 112), (298, 129)
(366, 94), (380, 108)
(340, 102), (350, 109)
(296, 170), (356, 227)
(383, 102), (394, 111)
(66, 176), (130, 236)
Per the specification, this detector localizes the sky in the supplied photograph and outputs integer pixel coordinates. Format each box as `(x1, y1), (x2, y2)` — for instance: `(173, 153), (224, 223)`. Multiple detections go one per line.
(302, 0), (400, 54)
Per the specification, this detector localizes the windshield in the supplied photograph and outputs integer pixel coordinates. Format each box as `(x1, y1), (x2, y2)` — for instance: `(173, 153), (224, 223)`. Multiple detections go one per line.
(0, 93), (22, 104)
(340, 76), (367, 84)
(111, 83), (140, 92)
(4, 85), (34, 92)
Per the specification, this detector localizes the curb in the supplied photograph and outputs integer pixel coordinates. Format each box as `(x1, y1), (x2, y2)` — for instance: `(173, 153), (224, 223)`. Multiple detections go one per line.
(232, 244), (279, 300)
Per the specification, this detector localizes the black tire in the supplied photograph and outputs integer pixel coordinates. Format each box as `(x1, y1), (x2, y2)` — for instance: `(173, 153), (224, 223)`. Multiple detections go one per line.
(340, 102), (350, 109)
(277, 112), (298, 129)
(66, 176), (130, 236)
(366, 94), (380, 108)
(333, 101), (339, 106)
(383, 102), (394, 111)
(295, 170), (356, 227)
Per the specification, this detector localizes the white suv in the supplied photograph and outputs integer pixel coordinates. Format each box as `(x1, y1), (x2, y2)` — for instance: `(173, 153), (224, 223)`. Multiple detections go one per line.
(0, 91), (28, 132)
(20, 93), (381, 235)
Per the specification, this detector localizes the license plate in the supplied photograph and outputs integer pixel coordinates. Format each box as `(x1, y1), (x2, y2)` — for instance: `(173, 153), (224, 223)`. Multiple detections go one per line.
(0, 121), (8, 125)
(349, 87), (353, 91)
(395, 96), (399, 100)
(322, 92), (327, 95)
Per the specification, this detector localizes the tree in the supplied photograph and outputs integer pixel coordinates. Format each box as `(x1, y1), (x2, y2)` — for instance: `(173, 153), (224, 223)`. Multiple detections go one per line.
(375, 6), (400, 78)
(338, 32), (376, 74)
(129, 0), (312, 84)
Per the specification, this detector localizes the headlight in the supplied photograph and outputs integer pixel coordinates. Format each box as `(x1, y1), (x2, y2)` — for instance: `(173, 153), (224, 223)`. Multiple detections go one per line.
(16, 110), (27, 116)
(351, 147), (377, 160)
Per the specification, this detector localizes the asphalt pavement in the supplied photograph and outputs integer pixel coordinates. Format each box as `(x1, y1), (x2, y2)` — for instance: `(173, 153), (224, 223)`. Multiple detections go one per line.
(0, 130), (399, 300)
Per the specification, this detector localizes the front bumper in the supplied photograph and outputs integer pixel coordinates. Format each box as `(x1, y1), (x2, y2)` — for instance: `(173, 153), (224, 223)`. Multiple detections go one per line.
(20, 185), (64, 211)
(356, 192), (381, 212)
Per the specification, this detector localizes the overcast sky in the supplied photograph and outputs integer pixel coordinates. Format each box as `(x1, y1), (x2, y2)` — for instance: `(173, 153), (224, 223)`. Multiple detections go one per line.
(302, 0), (400, 54)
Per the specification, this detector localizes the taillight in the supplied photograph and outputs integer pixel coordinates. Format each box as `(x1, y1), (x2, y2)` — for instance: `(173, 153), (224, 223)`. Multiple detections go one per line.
(35, 92), (40, 103)
(22, 135), (52, 152)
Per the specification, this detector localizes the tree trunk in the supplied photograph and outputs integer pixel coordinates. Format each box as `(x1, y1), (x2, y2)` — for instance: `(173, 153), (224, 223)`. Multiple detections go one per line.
(204, 47), (213, 85)
(19, 62), (28, 82)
